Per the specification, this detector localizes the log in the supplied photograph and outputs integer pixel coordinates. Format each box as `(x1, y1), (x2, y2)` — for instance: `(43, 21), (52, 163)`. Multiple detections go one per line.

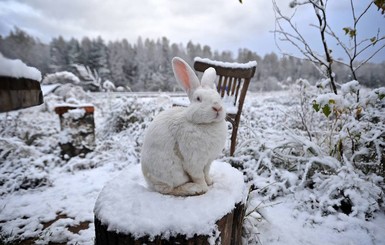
(94, 161), (247, 245)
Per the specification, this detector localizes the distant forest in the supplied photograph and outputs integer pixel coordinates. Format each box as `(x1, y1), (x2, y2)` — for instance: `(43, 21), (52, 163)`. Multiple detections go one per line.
(1, 27), (384, 91)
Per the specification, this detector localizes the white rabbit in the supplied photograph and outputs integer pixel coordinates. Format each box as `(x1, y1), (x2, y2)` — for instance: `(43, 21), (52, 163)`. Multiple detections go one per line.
(141, 57), (227, 196)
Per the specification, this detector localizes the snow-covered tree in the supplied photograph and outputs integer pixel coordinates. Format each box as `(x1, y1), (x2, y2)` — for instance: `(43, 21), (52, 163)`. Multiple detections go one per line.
(107, 41), (126, 86)
(88, 36), (111, 81)
(50, 36), (68, 72)
(67, 38), (81, 66)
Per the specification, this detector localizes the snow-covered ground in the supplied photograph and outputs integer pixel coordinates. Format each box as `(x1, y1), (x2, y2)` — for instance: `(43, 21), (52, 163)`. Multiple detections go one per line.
(1, 87), (384, 244)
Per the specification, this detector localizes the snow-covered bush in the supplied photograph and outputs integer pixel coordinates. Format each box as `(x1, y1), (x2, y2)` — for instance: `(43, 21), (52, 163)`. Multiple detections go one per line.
(251, 76), (284, 91)
(295, 165), (384, 220)
(42, 71), (80, 85)
(103, 80), (116, 92)
(72, 64), (103, 91)
(311, 80), (385, 176)
(235, 80), (385, 228)
(0, 137), (59, 195)
(51, 84), (91, 105)
(0, 109), (62, 195)
(100, 96), (172, 138)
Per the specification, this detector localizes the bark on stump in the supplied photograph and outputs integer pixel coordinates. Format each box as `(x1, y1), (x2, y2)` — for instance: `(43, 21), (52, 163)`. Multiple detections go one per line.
(54, 105), (95, 159)
(94, 162), (247, 245)
(0, 76), (43, 112)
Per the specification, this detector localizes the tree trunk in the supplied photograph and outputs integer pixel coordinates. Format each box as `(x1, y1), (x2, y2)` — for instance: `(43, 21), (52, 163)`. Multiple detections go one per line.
(0, 76), (43, 112)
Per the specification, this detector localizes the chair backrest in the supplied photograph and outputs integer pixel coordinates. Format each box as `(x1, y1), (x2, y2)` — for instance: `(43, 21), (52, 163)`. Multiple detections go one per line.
(193, 58), (256, 115)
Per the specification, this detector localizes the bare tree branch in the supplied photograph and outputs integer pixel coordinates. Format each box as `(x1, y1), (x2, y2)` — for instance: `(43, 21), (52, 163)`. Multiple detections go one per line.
(273, 0), (385, 90)
(273, 0), (337, 94)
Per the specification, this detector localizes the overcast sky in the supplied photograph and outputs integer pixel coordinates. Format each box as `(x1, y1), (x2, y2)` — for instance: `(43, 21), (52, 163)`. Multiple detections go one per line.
(0, 0), (384, 62)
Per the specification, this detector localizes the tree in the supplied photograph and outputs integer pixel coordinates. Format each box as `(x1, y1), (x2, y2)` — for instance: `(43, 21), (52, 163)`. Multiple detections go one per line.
(50, 36), (69, 72)
(121, 39), (137, 89)
(0, 27), (50, 75)
(67, 38), (81, 66)
(272, 0), (385, 94)
(88, 37), (111, 81)
(107, 41), (126, 86)
(79, 37), (92, 67)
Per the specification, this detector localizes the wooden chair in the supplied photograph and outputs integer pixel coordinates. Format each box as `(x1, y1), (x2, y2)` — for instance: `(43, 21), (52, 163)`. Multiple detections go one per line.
(193, 58), (257, 156)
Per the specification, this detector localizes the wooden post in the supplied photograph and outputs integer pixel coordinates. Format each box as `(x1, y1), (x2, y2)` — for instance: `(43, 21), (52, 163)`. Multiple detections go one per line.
(94, 162), (247, 245)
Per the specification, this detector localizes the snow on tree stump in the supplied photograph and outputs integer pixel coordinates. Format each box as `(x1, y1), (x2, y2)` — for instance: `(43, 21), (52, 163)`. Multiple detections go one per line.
(54, 105), (96, 159)
(94, 161), (247, 245)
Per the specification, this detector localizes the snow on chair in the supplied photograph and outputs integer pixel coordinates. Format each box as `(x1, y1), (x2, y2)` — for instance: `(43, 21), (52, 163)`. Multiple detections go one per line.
(193, 57), (257, 156)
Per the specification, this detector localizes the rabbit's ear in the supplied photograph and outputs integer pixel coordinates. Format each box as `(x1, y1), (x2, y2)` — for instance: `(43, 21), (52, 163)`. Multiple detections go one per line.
(201, 67), (217, 90)
(172, 57), (200, 99)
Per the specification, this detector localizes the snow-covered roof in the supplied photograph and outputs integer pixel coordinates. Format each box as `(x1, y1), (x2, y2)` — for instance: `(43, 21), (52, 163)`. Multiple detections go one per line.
(94, 161), (247, 240)
(194, 57), (257, 69)
(0, 53), (42, 81)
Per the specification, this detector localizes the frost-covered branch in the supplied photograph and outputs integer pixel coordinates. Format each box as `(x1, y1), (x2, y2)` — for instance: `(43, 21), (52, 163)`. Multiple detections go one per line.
(273, 0), (338, 94)
(323, 0), (385, 79)
(274, 0), (385, 94)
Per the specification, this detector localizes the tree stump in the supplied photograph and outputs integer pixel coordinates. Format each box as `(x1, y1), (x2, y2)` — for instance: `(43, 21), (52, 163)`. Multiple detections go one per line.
(94, 161), (247, 245)
(0, 76), (43, 112)
(54, 105), (95, 159)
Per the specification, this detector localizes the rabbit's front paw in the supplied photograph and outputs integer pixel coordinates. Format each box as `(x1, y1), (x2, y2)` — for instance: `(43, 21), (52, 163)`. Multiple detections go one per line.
(205, 176), (213, 186)
(182, 182), (208, 195)
(190, 183), (208, 195)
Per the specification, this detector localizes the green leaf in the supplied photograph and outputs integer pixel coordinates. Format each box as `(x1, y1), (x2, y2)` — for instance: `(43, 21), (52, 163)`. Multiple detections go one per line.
(328, 99), (336, 104)
(322, 104), (332, 117)
(342, 27), (356, 38)
(370, 37), (377, 44)
(312, 101), (320, 112)
(349, 29), (356, 38)
(379, 93), (385, 100)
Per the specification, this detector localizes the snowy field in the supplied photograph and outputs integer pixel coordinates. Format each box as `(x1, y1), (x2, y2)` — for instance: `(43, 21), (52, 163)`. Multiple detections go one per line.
(1, 87), (385, 244)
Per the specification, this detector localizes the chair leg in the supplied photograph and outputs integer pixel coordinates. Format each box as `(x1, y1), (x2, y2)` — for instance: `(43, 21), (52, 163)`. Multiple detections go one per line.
(230, 122), (239, 156)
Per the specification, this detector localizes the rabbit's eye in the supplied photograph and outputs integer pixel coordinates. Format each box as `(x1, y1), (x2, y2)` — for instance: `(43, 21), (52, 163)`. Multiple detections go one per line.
(196, 96), (201, 102)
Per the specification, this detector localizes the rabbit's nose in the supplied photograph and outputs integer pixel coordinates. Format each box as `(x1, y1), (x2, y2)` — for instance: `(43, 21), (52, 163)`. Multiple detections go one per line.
(212, 105), (223, 112)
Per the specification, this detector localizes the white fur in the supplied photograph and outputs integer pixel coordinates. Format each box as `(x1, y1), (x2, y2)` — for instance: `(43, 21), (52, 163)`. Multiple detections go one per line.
(141, 57), (227, 196)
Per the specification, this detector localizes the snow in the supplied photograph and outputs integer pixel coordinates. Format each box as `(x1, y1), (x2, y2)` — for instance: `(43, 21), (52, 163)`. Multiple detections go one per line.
(1, 86), (384, 245)
(0, 53), (42, 81)
(42, 71), (80, 85)
(341, 80), (360, 95)
(41, 84), (61, 96)
(54, 102), (94, 108)
(94, 161), (246, 240)
(249, 200), (385, 245)
(194, 57), (257, 69)
(314, 92), (343, 107)
(62, 108), (86, 120)
(222, 94), (238, 114)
